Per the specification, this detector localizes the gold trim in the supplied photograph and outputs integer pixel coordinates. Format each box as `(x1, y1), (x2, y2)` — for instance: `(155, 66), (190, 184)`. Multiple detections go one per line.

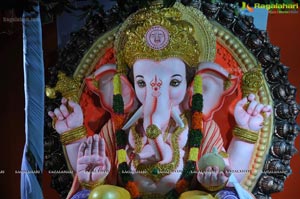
(219, 151), (229, 158)
(233, 126), (259, 143)
(79, 180), (104, 190)
(203, 183), (226, 192)
(60, 126), (87, 145)
(211, 21), (257, 72)
(62, 145), (75, 176)
(71, 27), (119, 99)
(73, 27), (119, 79)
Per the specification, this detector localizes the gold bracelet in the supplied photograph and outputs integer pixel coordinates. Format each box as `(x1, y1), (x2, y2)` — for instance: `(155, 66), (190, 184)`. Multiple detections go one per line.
(60, 126), (87, 145)
(219, 151), (229, 158)
(203, 183), (226, 192)
(80, 180), (104, 190)
(232, 126), (258, 143)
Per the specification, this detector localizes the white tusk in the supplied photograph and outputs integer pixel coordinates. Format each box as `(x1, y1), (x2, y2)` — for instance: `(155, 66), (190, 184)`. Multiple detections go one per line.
(171, 107), (184, 128)
(122, 106), (143, 130)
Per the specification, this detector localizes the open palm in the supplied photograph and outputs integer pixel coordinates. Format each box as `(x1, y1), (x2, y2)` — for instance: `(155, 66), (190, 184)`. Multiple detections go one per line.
(77, 134), (110, 183)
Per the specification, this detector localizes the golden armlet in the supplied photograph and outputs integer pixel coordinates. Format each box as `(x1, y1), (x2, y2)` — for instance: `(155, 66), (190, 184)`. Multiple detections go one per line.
(79, 180), (104, 190)
(203, 183), (226, 192)
(60, 126), (87, 145)
(232, 126), (258, 144)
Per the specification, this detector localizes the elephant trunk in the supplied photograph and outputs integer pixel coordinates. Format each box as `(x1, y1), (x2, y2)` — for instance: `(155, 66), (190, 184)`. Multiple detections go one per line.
(122, 86), (184, 163)
(142, 93), (183, 163)
(143, 95), (171, 133)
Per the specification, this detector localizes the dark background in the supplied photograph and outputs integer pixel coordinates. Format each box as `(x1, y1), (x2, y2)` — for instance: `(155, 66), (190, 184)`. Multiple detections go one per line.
(0, 2), (299, 199)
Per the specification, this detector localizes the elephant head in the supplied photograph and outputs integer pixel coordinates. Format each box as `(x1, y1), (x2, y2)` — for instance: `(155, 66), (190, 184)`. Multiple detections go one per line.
(130, 58), (188, 133)
(86, 58), (238, 162)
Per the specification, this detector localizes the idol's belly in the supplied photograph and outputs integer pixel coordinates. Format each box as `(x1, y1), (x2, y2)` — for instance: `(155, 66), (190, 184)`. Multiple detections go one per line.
(130, 151), (185, 195)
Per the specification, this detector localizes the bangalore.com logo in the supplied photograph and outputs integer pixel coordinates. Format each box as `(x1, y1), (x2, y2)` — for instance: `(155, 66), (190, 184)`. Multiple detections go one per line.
(241, 1), (299, 14)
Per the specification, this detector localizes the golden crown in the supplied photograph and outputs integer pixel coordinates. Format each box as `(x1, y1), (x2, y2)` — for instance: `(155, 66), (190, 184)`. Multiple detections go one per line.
(115, 2), (216, 73)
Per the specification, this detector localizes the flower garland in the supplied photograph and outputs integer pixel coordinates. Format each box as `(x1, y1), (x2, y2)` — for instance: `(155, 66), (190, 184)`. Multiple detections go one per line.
(112, 73), (141, 199)
(112, 74), (203, 199)
(165, 74), (203, 198)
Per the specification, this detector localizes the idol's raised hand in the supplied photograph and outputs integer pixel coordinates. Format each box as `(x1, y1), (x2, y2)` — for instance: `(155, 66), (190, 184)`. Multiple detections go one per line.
(234, 93), (272, 132)
(48, 97), (83, 134)
(77, 134), (111, 183)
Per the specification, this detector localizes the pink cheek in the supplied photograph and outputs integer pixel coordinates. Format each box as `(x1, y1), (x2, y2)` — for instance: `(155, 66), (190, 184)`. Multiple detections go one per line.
(170, 89), (185, 104)
(135, 88), (146, 103)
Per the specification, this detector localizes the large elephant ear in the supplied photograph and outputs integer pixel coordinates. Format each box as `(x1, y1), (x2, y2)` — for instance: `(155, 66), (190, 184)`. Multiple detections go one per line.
(85, 64), (136, 114)
(188, 62), (239, 121)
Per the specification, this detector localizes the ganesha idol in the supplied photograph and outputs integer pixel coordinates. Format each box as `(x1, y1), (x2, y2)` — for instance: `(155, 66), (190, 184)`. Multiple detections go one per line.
(48, 2), (272, 199)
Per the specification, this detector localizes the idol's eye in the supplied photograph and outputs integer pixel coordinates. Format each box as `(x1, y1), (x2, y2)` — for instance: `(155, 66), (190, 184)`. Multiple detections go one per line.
(137, 79), (146, 88)
(170, 79), (182, 87)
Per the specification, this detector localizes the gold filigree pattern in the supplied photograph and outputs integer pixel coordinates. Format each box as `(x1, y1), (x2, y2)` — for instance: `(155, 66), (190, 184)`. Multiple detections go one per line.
(242, 69), (264, 97)
(146, 125), (161, 139)
(131, 115), (188, 182)
(115, 2), (216, 73)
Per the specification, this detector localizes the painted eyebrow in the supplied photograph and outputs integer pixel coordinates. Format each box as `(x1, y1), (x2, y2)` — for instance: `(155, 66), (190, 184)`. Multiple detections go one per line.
(171, 74), (182, 78)
(136, 75), (144, 78)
